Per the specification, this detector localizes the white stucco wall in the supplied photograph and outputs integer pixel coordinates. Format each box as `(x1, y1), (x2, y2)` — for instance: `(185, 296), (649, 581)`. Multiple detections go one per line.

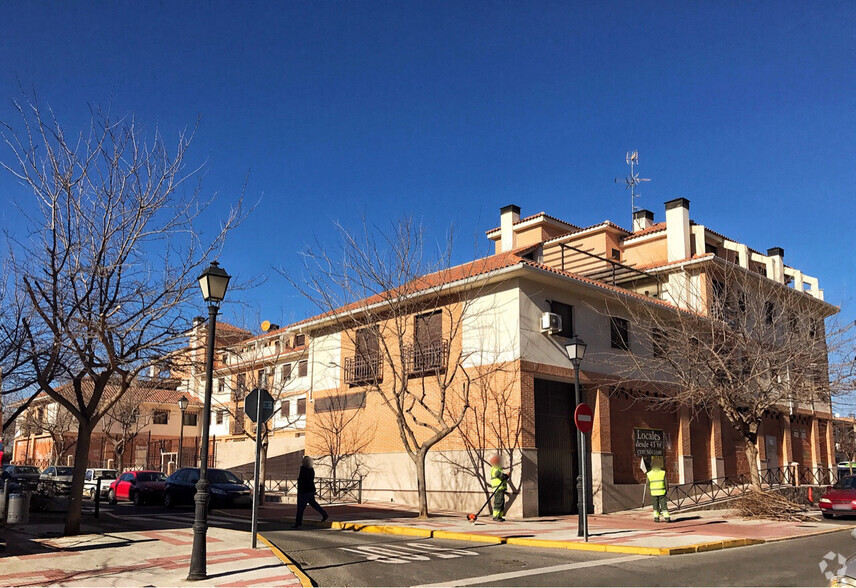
(461, 281), (521, 367)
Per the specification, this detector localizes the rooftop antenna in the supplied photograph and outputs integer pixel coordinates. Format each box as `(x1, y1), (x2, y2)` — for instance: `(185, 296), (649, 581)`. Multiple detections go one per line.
(615, 151), (650, 224)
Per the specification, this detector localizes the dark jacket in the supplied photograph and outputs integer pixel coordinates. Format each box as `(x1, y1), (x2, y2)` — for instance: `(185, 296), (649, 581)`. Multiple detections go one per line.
(297, 465), (316, 495)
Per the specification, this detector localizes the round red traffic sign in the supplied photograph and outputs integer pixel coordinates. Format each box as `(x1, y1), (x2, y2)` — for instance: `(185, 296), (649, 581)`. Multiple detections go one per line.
(574, 403), (594, 434)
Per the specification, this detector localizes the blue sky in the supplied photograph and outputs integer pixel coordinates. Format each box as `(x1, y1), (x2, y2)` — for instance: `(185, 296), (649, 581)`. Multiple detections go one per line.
(0, 2), (854, 329)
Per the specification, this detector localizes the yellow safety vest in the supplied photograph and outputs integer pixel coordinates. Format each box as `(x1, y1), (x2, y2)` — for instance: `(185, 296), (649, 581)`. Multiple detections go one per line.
(490, 466), (507, 491)
(646, 469), (667, 496)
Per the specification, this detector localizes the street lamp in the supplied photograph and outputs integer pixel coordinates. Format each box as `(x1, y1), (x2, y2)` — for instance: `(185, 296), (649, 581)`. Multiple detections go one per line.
(187, 261), (231, 581)
(177, 395), (189, 468)
(565, 336), (589, 540)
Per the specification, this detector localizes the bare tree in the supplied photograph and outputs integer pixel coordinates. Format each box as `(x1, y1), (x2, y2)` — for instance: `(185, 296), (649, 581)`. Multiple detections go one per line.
(100, 385), (155, 472)
(312, 387), (375, 491)
(440, 361), (521, 499)
(0, 95), (243, 535)
(292, 217), (510, 517)
(597, 259), (853, 488)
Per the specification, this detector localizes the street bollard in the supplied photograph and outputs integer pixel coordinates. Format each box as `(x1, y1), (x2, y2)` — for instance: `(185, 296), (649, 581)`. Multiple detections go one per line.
(94, 478), (101, 519)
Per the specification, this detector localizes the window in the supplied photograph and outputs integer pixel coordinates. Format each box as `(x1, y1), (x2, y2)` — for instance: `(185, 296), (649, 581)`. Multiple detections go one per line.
(231, 405), (244, 435)
(610, 317), (630, 351)
(409, 311), (446, 375)
(152, 410), (169, 425)
(120, 473), (134, 482)
(297, 398), (307, 415)
(218, 378), (225, 393)
(182, 412), (198, 427)
(611, 248), (621, 261)
(705, 243), (719, 256)
(275, 341), (281, 355)
(294, 334), (306, 347)
(652, 328), (667, 357)
(216, 410), (225, 425)
(346, 326), (382, 384)
(258, 369), (267, 388)
(298, 360), (308, 378)
(765, 302), (775, 325)
(415, 311), (442, 351)
(281, 400), (290, 418)
(85, 470), (93, 481)
(282, 363), (293, 381)
(711, 280), (726, 319)
(549, 301), (574, 338)
(235, 373), (247, 400)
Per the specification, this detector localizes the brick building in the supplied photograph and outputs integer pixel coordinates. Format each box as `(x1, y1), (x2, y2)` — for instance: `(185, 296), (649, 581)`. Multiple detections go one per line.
(188, 198), (838, 515)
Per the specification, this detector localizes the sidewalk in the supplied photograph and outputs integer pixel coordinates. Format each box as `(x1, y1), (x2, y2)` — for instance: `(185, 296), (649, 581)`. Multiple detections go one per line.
(228, 501), (856, 555)
(0, 522), (304, 587)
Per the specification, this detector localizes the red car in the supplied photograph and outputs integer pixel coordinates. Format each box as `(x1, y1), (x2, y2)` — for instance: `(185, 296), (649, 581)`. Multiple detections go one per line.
(819, 475), (856, 518)
(108, 470), (167, 506)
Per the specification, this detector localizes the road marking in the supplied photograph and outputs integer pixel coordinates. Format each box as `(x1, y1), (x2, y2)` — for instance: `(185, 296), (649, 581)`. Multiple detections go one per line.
(341, 542), (480, 564)
(411, 554), (648, 587)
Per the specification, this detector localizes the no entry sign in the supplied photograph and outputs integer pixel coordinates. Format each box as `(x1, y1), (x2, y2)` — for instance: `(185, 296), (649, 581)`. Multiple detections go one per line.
(574, 403), (594, 434)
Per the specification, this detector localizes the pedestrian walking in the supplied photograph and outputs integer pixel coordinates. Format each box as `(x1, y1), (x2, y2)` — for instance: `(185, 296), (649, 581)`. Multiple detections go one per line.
(646, 457), (671, 523)
(292, 456), (329, 528)
(489, 454), (509, 522)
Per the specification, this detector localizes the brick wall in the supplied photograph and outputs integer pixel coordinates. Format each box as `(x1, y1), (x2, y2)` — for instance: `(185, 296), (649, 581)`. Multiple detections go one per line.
(609, 391), (680, 484)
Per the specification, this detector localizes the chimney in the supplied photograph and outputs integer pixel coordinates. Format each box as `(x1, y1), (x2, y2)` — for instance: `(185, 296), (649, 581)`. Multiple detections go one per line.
(632, 209), (654, 232)
(665, 198), (691, 262)
(766, 247), (785, 283)
(500, 204), (521, 252)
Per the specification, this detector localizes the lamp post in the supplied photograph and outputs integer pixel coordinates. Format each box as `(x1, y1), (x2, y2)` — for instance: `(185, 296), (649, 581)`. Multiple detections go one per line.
(565, 337), (588, 540)
(187, 261), (231, 581)
(177, 395), (189, 468)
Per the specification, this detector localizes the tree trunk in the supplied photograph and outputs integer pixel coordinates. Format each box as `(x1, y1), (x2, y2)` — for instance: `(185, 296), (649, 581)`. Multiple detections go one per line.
(65, 421), (93, 536)
(115, 445), (125, 472)
(415, 450), (429, 518)
(745, 439), (762, 491)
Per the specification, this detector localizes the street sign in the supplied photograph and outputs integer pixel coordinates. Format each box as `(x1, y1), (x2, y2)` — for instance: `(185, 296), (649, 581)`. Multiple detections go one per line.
(245, 388), (274, 423)
(245, 387), (273, 549)
(574, 403), (594, 434)
(634, 428), (664, 457)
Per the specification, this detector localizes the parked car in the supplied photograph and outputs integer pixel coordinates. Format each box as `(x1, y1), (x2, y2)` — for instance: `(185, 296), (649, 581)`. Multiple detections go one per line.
(108, 470), (166, 506)
(39, 465), (74, 494)
(163, 467), (252, 509)
(1, 464), (42, 492)
(84, 468), (119, 500)
(819, 475), (856, 518)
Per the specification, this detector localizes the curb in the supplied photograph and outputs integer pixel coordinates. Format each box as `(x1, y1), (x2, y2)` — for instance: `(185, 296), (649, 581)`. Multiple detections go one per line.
(296, 519), (852, 556)
(257, 533), (315, 587)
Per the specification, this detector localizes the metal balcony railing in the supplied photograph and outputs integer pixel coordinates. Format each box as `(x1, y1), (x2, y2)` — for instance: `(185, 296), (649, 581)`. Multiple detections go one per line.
(344, 354), (383, 385)
(404, 342), (449, 377)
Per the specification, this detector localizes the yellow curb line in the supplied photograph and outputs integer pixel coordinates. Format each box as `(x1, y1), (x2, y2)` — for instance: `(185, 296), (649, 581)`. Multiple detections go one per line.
(257, 533), (315, 588)
(318, 521), (799, 556)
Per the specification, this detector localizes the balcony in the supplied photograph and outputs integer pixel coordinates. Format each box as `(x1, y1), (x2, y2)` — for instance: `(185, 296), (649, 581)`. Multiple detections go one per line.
(344, 354), (383, 386)
(405, 342), (449, 377)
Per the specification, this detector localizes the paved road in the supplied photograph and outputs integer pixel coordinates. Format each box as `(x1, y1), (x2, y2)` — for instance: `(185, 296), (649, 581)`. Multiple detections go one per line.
(36, 502), (856, 586)
(263, 525), (856, 587)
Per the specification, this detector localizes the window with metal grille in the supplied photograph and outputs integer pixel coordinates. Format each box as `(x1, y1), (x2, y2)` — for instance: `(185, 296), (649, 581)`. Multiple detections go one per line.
(282, 363), (293, 380)
(298, 360), (308, 377)
(280, 400), (290, 418)
(152, 410), (169, 425)
(297, 398), (307, 415)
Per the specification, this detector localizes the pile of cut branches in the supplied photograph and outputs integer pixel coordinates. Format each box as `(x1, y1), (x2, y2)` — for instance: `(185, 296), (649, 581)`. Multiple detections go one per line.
(732, 489), (814, 522)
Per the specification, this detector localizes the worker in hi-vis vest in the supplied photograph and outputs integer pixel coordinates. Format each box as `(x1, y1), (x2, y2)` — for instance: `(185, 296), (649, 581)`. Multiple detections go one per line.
(646, 457), (671, 523)
(489, 454), (509, 522)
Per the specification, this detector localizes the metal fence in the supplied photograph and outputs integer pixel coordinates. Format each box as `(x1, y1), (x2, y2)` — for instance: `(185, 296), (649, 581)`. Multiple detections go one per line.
(237, 473), (363, 504)
(667, 465), (839, 511)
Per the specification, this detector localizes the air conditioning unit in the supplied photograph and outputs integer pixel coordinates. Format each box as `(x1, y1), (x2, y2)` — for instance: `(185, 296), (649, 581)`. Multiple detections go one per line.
(540, 312), (562, 335)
